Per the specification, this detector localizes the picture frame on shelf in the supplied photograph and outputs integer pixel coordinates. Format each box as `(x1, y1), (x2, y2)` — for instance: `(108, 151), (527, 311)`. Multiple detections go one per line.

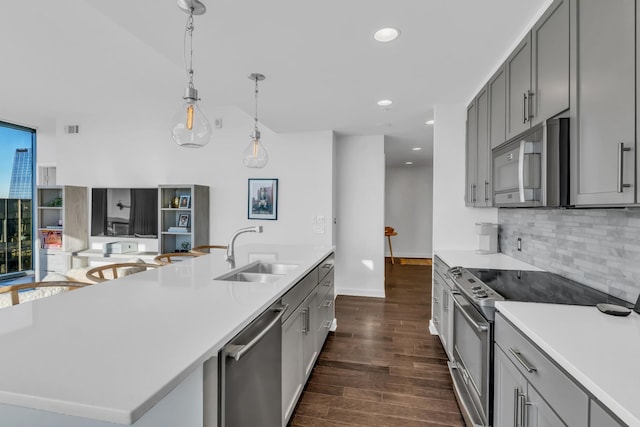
(178, 213), (190, 227)
(248, 178), (278, 220)
(179, 195), (190, 208)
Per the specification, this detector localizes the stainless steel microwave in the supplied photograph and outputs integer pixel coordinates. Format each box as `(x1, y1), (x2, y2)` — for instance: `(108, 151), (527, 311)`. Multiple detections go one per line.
(492, 118), (569, 207)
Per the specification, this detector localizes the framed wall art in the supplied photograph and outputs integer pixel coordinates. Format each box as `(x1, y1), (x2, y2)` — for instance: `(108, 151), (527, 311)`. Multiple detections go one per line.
(248, 178), (278, 220)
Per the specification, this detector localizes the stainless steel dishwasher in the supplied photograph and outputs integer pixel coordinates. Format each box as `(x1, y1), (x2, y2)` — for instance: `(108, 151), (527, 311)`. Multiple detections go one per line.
(219, 301), (287, 427)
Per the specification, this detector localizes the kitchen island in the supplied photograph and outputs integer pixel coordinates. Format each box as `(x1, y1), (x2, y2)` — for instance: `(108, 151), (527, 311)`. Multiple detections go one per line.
(0, 244), (334, 426)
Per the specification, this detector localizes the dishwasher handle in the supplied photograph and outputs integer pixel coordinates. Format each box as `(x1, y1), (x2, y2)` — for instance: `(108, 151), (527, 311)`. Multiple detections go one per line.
(225, 304), (288, 362)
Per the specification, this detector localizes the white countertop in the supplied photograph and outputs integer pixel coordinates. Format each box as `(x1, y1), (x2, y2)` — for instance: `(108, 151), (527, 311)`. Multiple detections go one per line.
(0, 244), (334, 424)
(496, 301), (640, 427)
(435, 250), (543, 271)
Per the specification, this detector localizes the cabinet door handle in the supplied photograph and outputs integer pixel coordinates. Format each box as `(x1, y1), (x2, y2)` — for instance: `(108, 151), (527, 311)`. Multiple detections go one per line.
(472, 184), (477, 203)
(323, 320), (332, 329)
(302, 308), (309, 335)
(509, 348), (537, 373)
(518, 391), (527, 427)
(617, 142), (632, 193)
(484, 180), (489, 202)
(323, 280), (332, 287)
(526, 90), (534, 121)
(322, 263), (332, 269)
(323, 300), (333, 308)
(522, 92), (528, 124)
(513, 387), (520, 427)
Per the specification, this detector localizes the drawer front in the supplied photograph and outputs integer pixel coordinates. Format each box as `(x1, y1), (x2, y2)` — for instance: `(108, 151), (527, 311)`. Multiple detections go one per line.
(282, 268), (319, 321)
(433, 255), (450, 279)
(495, 313), (588, 426)
(39, 252), (70, 273)
(318, 253), (335, 281)
(317, 270), (334, 306)
(316, 284), (335, 349)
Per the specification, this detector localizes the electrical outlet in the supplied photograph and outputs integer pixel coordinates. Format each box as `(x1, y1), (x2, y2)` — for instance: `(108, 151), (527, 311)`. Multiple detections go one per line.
(517, 237), (522, 252)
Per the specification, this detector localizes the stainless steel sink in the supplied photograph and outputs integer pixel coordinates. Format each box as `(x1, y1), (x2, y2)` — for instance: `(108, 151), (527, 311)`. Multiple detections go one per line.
(214, 262), (299, 283)
(217, 272), (282, 283)
(240, 262), (299, 275)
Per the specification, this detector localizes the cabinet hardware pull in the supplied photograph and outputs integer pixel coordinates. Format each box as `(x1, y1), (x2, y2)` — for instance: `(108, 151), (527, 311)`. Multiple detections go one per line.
(484, 180), (489, 202)
(323, 300), (333, 307)
(617, 142), (632, 193)
(513, 387), (520, 427)
(523, 92), (528, 124)
(225, 304), (288, 362)
(527, 90), (534, 121)
(302, 308), (309, 335)
(323, 280), (332, 287)
(518, 391), (527, 427)
(509, 348), (537, 373)
(323, 320), (332, 328)
(322, 263), (332, 269)
(472, 184), (477, 203)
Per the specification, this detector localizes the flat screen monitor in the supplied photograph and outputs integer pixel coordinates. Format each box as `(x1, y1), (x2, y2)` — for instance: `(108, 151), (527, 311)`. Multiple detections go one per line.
(91, 188), (158, 238)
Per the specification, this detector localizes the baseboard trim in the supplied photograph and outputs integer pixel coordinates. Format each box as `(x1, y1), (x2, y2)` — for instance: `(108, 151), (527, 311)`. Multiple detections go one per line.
(336, 288), (386, 298)
(429, 319), (439, 335)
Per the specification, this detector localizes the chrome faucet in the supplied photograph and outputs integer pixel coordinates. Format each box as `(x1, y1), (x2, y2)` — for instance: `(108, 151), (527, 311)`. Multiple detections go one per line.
(225, 226), (263, 268)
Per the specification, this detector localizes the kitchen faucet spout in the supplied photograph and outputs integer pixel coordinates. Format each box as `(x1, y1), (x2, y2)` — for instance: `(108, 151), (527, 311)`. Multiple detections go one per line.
(225, 226), (263, 268)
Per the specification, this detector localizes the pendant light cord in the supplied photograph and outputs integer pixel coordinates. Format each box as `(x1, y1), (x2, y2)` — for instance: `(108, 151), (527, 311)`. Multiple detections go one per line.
(183, 11), (195, 88)
(254, 76), (259, 132)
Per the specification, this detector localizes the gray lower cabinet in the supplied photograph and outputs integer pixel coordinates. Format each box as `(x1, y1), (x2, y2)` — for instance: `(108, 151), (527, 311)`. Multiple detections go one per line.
(494, 346), (564, 427)
(281, 254), (335, 427)
(494, 313), (627, 427)
(571, 0), (636, 205)
(506, 0), (570, 141)
(590, 399), (625, 427)
(432, 255), (454, 357)
(282, 303), (305, 424)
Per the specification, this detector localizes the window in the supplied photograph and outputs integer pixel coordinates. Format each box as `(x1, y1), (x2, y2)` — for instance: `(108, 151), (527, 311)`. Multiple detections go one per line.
(0, 122), (35, 278)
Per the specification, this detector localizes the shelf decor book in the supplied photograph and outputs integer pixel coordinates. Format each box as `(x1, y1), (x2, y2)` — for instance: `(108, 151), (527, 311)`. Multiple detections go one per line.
(41, 230), (62, 249)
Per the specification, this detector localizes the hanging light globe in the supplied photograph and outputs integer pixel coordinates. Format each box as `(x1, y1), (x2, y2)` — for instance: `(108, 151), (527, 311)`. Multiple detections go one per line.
(171, 0), (211, 148)
(171, 87), (212, 148)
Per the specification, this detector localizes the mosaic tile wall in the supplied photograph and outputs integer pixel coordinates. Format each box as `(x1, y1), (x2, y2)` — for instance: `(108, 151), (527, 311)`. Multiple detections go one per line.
(498, 208), (640, 303)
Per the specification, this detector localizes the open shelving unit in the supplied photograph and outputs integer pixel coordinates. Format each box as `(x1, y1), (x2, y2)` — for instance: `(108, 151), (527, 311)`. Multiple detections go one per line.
(158, 185), (209, 254)
(36, 186), (87, 279)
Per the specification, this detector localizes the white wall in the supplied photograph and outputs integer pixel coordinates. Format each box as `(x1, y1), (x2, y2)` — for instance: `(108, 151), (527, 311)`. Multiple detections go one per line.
(384, 165), (433, 258)
(49, 104), (334, 253)
(335, 135), (385, 298)
(432, 104), (497, 250)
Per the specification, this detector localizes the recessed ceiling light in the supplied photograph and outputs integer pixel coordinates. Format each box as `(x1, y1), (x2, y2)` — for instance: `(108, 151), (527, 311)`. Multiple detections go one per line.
(426, 120), (435, 125)
(412, 147), (422, 151)
(374, 27), (400, 43)
(377, 99), (393, 107)
(405, 161), (413, 165)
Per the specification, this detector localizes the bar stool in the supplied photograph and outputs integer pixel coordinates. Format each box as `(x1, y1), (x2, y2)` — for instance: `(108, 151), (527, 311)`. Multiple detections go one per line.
(385, 226), (398, 264)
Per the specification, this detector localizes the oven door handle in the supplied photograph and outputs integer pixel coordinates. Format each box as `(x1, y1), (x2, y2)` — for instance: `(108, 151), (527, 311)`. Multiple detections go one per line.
(451, 294), (488, 333)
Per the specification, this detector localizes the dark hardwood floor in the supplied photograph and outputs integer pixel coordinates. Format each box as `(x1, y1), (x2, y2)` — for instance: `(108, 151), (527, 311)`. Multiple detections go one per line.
(289, 261), (464, 427)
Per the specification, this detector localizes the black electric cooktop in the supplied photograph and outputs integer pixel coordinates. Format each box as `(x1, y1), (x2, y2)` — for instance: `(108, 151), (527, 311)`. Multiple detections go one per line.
(466, 268), (632, 308)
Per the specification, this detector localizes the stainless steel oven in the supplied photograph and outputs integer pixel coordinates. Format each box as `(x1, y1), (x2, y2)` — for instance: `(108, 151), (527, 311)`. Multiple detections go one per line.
(445, 265), (631, 427)
(448, 291), (492, 427)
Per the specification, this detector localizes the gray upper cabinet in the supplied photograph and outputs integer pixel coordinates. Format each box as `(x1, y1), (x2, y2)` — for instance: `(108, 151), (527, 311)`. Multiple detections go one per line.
(506, 34), (533, 140)
(466, 87), (492, 207)
(465, 100), (478, 206)
(506, 0), (570, 141)
(531, 0), (570, 126)
(571, 0), (636, 206)
(476, 86), (491, 206)
(489, 65), (507, 150)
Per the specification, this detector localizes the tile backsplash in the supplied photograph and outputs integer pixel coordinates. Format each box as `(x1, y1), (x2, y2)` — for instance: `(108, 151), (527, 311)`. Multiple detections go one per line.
(498, 208), (640, 303)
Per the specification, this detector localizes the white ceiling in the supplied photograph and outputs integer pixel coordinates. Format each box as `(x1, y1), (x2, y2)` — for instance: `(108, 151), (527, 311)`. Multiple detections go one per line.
(0, 0), (549, 167)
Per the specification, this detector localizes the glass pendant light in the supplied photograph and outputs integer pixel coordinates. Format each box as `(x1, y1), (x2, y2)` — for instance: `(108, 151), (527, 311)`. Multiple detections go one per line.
(243, 73), (268, 168)
(171, 0), (211, 148)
